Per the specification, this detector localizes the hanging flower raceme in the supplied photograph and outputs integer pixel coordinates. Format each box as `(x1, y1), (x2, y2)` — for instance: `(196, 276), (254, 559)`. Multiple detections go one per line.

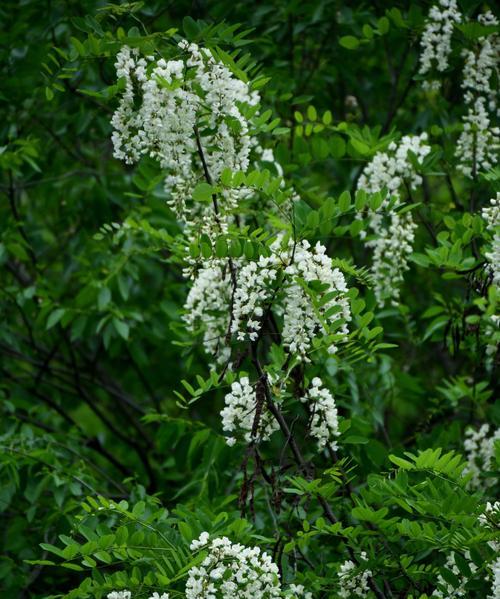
(463, 424), (500, 489)
(418, 0), (462, 90)
(220, 376), (279, 446)
(183, 261), (233, 365)
(300, 377), (340, 451)
(184, 237), (351, 366)
(456, 12), (500, 178)
(111, 41), (260, 236)
(187, 533), (281, 598)
(489, 558), (500, 599)
(337, 551), (372, 598)
(479, 501), (500, 553)
(482, 192), (500, 289)
(431, 551), (478, 598)
(357, 133), (431, 306)
(231, 237), (351, 359)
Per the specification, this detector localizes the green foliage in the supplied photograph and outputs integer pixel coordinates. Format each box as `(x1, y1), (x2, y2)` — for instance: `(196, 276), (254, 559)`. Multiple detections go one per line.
(0, 1), (498, 598)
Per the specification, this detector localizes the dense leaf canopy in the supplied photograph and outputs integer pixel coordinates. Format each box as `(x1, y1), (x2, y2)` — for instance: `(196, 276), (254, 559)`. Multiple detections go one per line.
(0, 1), (498, 598)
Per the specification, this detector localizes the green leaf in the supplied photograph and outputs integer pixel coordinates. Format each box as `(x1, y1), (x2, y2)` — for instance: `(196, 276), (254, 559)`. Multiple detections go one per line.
(338, 191), (351, 212)
(215, 237), (228, 258)
(98, 287), (111, 310)
(113, 318), (129, 340)
(322, 110), (332, 125)
(329, 135), (346, 158)
(389, 455), (414, 469)
(307, 105), (317, 121)
(339, 36), (360, 50)
(378, 16), (390, 34)
(192, 182), (214, 202)
(46, 308), (66, 330)
(182, 16), (200, 38)
(343, 435), (369, 444)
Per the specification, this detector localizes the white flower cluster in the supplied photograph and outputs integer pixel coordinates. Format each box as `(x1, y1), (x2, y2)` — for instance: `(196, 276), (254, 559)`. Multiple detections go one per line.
(489, 558), (500, 599)
(183, 263), (233, 365)
(337, 551), (372, 598)
(463, 424), (500, 489)
(418, 0), (461, 89)
(301, 378), (340, 451)
(111, 41), (260, 233)
(482, 192), (500, 288)
(107, 593), (168, 599)
(187, 532), (281, 598)
(478, 503), (500, 599)
(357, 133), (431, 305)
(231, 253), (280, 342)
(286, 584), (313, 599)
(185, 237), (351, 365)
(220, 376), (279, 446)
(231, 238), (351, 359)
(281, 240), (350, 357)
(479, 501), (500, 552)
(432, 551), (477, 598)
(456, 12), (500, 178)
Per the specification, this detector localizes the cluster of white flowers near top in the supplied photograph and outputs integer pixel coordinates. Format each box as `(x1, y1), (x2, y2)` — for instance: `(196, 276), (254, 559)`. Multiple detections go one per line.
(300, 377), (340, 451)
(456, 12), (500, 178)
(337, 551), (372, 598)
(220, 376), (279, 446)
(187, 532), (281, 598)
(463, 424), (500, 489)
(418, 0), (462, 90)
(357, 133), (431, 306)
(111, 41), (260, 238)
(482, 192), (500, 289)
(432, 551), (478, 598)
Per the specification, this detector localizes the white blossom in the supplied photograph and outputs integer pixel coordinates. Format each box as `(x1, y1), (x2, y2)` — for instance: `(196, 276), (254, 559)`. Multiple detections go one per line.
(281, 240), (350, 358)
(220, 376), (279, 445)
(107, 592), (132, 599)
(337, 551), (372, 598)
(418, 0), (461, 89)
(488, 557), (500, 599)
(479, 499), (500, 585)
(187, 533), (281, 598)
(456, 13), (500, 178)
(432, 551), (478, 597)
(149, 594), (170, 599)
(111, 41), (260, 234)
(286, 584), (313, 599)
(185, 238), (351, 365)
(357, 133), (431, 305)
(463, 424), (500, 489)
(482, 192), (500, 288)
(301, 377), (340, 451)
(231, 237), (351, 359)
(183, 263), (233, 365)
(231, 253), (281, 342)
